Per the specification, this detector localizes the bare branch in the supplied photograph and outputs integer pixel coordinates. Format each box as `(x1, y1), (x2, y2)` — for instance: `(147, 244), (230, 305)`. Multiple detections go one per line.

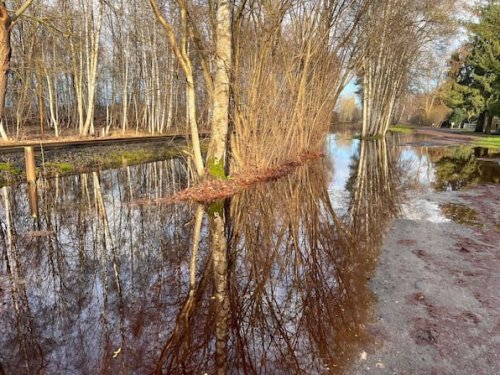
(12, 0), (34, 22)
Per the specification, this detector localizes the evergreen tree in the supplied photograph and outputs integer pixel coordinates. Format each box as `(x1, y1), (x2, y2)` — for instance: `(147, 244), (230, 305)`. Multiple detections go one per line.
(469, 1), (500, 132)
(443, 2), (500, 132)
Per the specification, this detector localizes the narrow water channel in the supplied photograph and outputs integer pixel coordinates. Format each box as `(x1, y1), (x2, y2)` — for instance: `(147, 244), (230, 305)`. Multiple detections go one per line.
(0, 132), (498, 374)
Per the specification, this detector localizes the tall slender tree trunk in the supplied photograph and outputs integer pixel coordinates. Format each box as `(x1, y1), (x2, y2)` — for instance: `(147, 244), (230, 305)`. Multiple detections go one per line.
(0, 0), (34, 140)
(149, 0), (206, 177)
(35, 62), (45, 139)
(46, 71), (59, 138)
(121, 36), (129, 134)
(186, 76), (204, 175)
(484, 113), (492, 135)
(207, 0), (233, 178)
(0, 3), (11, 140)
(82, 1), (104, 136)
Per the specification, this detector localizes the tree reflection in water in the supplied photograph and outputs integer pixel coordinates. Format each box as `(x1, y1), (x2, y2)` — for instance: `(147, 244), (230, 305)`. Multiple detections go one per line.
(0, 141), (403, 374)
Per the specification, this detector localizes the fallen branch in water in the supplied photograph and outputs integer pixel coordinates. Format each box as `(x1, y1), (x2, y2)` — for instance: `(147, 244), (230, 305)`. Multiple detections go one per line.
(136, 151), (324, 205)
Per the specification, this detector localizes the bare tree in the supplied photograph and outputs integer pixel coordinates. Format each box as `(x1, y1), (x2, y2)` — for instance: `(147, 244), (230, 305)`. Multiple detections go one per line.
(0, 0), (34, 140)
(358, 0), (456, 137)
(149, 0), (205, 177)
(338, 95), (361, 123)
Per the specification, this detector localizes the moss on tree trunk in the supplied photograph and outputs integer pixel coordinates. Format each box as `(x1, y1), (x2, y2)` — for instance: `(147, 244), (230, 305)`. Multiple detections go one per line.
(207, 157), (227, 180)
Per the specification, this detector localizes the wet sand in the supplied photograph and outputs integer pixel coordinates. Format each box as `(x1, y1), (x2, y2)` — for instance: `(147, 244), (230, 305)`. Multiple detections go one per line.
(352, 184), (500, 374)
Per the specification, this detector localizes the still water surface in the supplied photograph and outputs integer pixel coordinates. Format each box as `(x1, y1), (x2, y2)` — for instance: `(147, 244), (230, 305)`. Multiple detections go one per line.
(0, 133), (498, 374)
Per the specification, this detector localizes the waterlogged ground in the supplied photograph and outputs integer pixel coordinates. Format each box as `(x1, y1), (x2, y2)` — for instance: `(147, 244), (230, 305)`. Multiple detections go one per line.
(0, 131), (499, 374)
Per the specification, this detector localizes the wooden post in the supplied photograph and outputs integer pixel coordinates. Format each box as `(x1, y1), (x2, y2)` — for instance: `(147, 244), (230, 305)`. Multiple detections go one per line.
(27, 182), (38, 218)
(24, 146), (36, 183)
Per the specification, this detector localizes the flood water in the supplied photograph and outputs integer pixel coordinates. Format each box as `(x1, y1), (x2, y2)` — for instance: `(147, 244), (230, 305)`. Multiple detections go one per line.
(0, 132), (498, 374)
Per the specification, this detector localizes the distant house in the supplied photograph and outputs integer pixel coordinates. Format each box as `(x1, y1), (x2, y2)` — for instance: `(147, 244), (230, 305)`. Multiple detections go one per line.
(463, 121), (477, 130)
(440, 116), (500, 133)
(492, 117), (500, 133)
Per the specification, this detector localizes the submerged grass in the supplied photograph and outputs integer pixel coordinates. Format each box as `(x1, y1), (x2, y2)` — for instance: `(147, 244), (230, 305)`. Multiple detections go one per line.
(353, 134), (384, 140)
(440, 203), (483, 227)
(0, 141), (196, 187)
(102, 147), (190, 169)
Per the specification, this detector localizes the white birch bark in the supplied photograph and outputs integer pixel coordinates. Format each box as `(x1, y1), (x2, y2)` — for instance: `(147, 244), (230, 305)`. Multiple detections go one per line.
(207, 0), (232, 176)
(82, 0), (104, 136)
(46, 72), (59, 138)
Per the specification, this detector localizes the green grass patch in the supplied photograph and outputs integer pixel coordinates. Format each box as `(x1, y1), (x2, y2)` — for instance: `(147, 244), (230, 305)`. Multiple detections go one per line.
(472, 136), (500, 150)
(389, 124), (415, 135)
(43, 162), (75, 174)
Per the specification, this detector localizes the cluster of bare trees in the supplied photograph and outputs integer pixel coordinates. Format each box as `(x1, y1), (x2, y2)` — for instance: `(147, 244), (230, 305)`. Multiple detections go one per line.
(1, 0), (459, 172)
(148, 0), (371, 176)
(1, 0), (193, 141)
(337, 95), (361, 123)
(358, 0), (457, 137)
(0, 1), (367, 170)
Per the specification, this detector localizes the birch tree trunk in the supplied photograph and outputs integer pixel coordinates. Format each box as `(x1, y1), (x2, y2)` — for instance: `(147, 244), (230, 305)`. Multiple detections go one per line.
(121, 36), (129, 134)
(149, 0), (205, 177)
(46, 71), (59, 137)
(82, 0), (104, 136)
(207, 0), (233, 178)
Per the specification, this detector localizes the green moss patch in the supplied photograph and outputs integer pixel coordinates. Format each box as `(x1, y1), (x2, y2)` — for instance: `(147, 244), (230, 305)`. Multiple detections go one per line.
(0, 163), (22, 187)
(207, 200), (225, 218)
(207, 157), (227, 180)
(0, 163), (22, 176)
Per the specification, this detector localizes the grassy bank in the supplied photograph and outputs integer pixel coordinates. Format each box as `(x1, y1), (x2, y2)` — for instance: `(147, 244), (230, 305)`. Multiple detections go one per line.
(472, 135), (500, 150)
(0, 140), (195, 187)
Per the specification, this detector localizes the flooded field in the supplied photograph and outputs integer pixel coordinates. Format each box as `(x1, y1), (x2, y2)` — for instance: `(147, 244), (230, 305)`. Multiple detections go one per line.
(0, 132), (498, 374)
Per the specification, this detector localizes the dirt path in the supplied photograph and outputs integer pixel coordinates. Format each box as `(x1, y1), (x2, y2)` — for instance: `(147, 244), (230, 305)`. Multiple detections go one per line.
(352, 185), (500, 374)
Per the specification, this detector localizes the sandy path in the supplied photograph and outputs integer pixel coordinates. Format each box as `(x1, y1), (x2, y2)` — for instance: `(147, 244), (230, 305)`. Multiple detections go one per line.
(351, 185), (500, 374)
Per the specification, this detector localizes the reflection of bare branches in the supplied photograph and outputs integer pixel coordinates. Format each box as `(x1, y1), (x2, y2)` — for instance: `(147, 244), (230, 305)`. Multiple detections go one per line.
(1, 186), (44, 373)
(156, 204), (207, 375)
(0, 153), (395, 374)
(228, 162), (373, 374)
(348, 138), (402, 254)
(93, 171), (121, 295)
(0, 161), (196, 374)
(211, 210), (229, 375)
